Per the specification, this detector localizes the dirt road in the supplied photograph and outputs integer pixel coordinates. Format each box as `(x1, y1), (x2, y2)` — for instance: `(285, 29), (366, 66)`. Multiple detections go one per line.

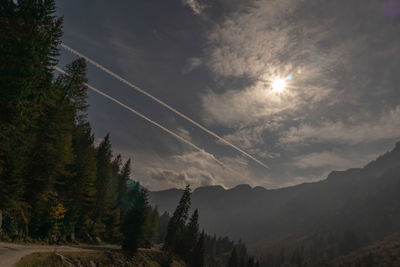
(0, 242), (119, 267)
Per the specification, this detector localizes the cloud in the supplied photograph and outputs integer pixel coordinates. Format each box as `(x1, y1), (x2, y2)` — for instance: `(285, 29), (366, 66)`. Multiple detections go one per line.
(292, 151), (374, 170)
(198, 0), (400, 187)
(150, 169), (186, 182)
(280, 106), (400, 145)
(71, 0), (400, 190)
(140, 149), (267, 190)
(175, 126), (192, 142)
(201, 79), (333, 128)
(200, 0), (352, 129)
(205, 0), (301, 78)
(183, 57), (202, 73)
(181, 0), (205, 15)
(201, 0), (400, 124)
(221, 125), (279, 159)
(223, 126), (265, 150)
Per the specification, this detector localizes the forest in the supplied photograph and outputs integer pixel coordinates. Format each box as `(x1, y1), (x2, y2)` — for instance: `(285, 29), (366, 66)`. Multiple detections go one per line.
(0, 1), (258, 266)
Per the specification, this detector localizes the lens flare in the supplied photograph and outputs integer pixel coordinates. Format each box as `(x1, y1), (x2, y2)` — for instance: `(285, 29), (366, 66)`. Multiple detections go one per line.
(272, 78), (286, 93)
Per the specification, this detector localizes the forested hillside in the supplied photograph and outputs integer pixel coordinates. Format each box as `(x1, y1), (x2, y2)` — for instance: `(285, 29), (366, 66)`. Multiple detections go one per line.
(0, 0), (149, 244)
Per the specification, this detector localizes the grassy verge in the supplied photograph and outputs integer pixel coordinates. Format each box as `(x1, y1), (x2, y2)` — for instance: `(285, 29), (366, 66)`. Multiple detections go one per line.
(17, 249), (187, 267)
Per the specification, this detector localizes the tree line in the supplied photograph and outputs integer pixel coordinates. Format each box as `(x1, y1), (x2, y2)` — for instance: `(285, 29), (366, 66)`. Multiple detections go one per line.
(0, 0), (145, 244)
(161, 185), (259, 267)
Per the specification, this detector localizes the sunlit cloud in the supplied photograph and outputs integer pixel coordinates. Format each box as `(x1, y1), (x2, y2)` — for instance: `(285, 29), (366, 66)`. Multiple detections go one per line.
(280, 106), (400, 146)
(181, 0), (205, 15)
(141, 151), (262, 190)
(292, 150), (375, 170)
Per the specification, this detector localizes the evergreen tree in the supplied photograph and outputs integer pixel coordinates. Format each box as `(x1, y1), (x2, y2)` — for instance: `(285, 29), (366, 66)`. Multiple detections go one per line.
(65, 122), (97, 240)
(121, 188), (149, 254)
(56, 59), (96, 240)
(228, 248), (239, 267)
(158, 211), (170, 243)
(104, 154), (122, 242)
(118, 159), (131, 212)
(192, 230), (205, 267)
(0, 0), (62, 238)
(110, 154), (122, 205)
(247, 257), (255, 267)
(178, 209), (200, 260)
(142, 206), (159, 247)
(164, 185), (191, 251)
(93, 134), (113, 235)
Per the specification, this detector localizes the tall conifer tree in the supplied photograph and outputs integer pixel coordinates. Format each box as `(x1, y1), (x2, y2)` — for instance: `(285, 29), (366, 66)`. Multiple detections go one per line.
(164, 185), (191, 251)
(121, 188), (149, 254)
(192, 230), (205, 267)
(0, 0), (62, 225)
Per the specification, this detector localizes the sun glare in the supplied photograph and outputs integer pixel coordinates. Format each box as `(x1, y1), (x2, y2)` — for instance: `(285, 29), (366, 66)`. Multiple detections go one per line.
(272, 78), (286, 93)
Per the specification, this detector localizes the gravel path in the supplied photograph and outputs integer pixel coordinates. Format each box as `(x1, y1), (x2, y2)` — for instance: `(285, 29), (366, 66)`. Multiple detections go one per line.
(0, 242), (119, 267)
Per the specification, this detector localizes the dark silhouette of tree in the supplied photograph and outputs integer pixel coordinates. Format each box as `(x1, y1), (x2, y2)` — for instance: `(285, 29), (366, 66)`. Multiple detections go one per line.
(192, 231), (205, 267)
(142, 206), (159, 247)
(0, 0), (62, 239)
(164, 185), (191, 251)
(93, 133), (113, 234)
(228, 247), (239, 267)
(247, 257), (255, 267)
(57, 59), (96, 241)
(158, 211), (170, 243)
(118, 159), (131, 212)
(178, 208), (199, 261)
(121, 188), (149, 254)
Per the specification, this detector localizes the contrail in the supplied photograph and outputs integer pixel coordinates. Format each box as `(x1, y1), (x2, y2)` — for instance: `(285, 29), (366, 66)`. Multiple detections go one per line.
(61, 43), (269, 169)
(54, 66), (223, 166)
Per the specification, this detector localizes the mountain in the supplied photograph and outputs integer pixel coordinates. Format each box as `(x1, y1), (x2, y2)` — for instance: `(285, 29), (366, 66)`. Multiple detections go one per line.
(149, 142), (400, 265)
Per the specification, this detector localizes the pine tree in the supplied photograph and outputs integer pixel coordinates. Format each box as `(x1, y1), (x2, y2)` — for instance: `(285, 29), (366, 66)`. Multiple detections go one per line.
(118, 159), (131, 212)
(192, 230), (205, 267)
(142, 206), (159, 247)
(55, 59), (96, 240)
(0, 0), (62, 238)
(247, 257), (255, 267)
(164, 185), (191, 251)
(66, 122), (97, 240)
(178, 209), (200, 260)
(93, 134), (113, 235)
(121, 188), (149, 254)
(228, 248), (239, 267)
(158, 211), (170, 243)
(110, 154), (122, 204)
(104, 154), (122, 242)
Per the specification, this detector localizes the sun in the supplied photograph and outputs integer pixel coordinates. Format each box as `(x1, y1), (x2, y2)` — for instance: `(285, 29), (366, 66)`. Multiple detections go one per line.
(271, 78), (286, 93)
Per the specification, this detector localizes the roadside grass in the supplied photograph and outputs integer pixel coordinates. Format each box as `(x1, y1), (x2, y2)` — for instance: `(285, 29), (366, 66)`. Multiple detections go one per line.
(16, 252), (64, 267)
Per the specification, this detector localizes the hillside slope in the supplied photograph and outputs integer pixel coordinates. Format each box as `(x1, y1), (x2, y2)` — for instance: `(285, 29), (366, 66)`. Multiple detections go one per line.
(150, 142), (400, 264)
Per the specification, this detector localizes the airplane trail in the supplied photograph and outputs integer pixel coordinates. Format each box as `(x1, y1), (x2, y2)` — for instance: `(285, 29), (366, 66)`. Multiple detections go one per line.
(54, 66), (223, 166)
(61, 43), (269, 169)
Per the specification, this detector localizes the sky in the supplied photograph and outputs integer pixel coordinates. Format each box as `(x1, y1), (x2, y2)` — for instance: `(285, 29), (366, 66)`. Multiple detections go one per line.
(56, 0), (400, 191)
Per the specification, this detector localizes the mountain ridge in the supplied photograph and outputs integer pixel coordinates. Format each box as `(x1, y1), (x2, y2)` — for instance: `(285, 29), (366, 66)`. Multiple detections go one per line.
(152, 141), (400, 195)
(150, 142), (400, 262)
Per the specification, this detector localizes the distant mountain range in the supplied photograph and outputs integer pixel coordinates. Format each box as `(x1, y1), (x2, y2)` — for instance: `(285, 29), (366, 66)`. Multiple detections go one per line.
(150, 142), (400, 264)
